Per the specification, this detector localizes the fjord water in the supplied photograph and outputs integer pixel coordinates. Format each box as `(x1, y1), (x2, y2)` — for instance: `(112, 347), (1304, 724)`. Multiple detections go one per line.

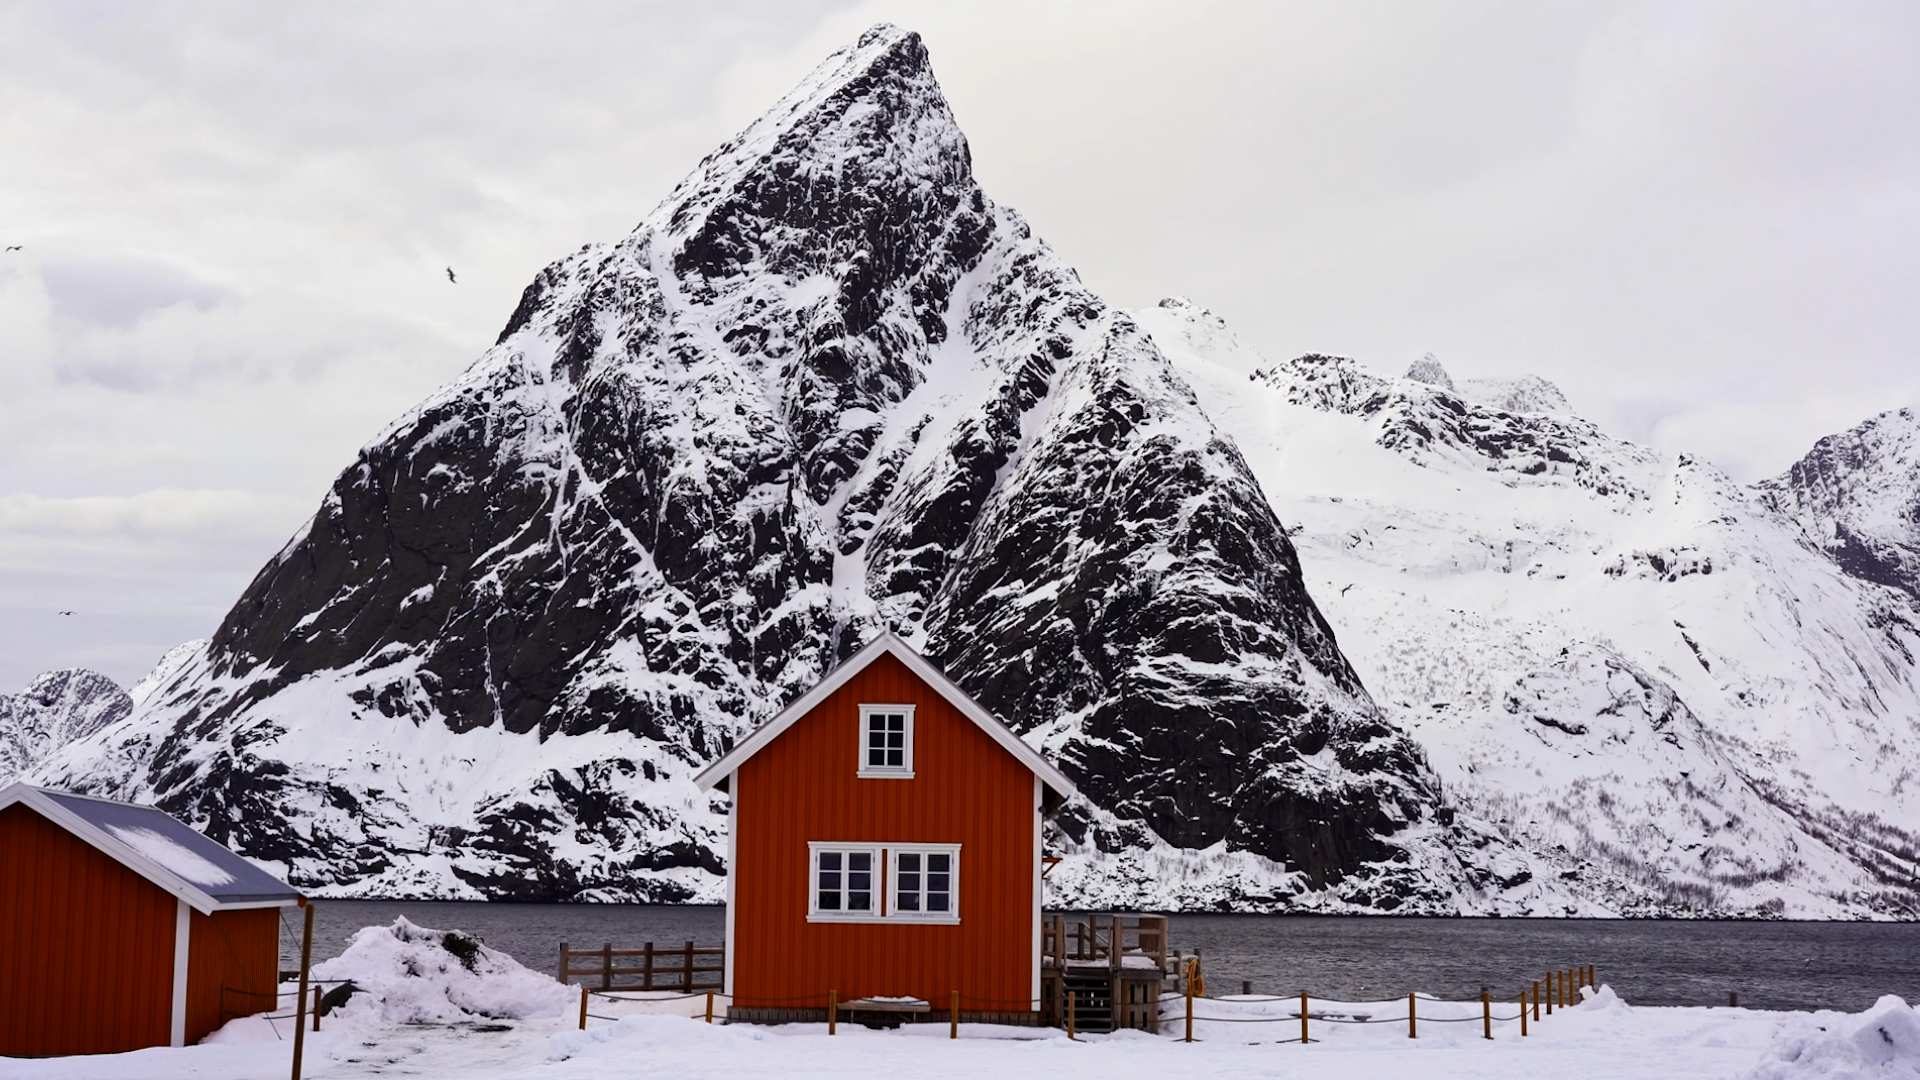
(287, 903), (1918, 1013)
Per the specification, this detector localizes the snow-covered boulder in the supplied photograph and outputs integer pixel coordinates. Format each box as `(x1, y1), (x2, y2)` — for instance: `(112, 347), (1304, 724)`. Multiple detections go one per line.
(310, 917), (572, 1023)
(1747, 996), (1920, 1080)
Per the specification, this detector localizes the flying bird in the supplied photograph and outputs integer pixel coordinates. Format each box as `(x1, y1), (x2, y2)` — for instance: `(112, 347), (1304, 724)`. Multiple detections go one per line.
(4, 246), (20, 252)
(57, 610), (73, 616)
(446, 267), (457, 283)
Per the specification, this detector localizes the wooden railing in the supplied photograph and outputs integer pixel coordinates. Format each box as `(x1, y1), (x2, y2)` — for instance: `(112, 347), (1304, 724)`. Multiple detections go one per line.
(1043, 913), (1169, 974)
(559, 940), (724, 992)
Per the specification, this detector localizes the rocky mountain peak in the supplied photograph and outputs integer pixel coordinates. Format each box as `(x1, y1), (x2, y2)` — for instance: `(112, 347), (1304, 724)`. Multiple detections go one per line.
(1405, 353), (1455, 391)
(1758, 405), (1920, 599)
(1, 669), (131, 783)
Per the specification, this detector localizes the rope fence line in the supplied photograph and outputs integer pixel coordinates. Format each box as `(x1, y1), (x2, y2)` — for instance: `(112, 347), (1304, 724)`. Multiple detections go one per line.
(561, 958), (1599, 1045)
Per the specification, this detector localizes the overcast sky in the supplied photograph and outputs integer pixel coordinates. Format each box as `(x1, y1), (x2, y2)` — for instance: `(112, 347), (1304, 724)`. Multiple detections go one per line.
(3, 0), (1917, 690)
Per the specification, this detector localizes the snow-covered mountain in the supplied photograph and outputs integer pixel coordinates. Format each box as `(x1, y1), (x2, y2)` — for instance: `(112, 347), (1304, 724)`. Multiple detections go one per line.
(1, 669), (130, 783)
(38, 26), (1465, 908)
(1759, 408), (1920, 603)
(1139, 297), (1920, 916)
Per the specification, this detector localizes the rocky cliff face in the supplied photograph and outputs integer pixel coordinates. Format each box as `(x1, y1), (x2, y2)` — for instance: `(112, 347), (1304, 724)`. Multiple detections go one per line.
(1, 669), (130, 783)
(39, 26), (1455, 907)
(1758, 407), (1920, 602)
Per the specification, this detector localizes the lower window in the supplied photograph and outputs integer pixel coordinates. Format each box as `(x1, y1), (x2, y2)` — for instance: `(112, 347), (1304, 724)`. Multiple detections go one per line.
(890, 845), (960, 922)
(805, 843), (961, 922)
(809, 845), (878, 919)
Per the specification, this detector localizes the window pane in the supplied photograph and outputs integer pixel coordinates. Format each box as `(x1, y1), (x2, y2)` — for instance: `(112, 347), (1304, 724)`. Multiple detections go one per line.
(928, 891), (948, 912)
(849, 868), (871, 891)
(820, 852), (841, 871)
(928, 872), (949, 892)
(928, 854), (948, 872)
(819, 891), (841, 910)
(850, 852), (870, 871)
(897, 890), (920, 911)
(848, 889), (871, 911)
(898, 853), (919, 873)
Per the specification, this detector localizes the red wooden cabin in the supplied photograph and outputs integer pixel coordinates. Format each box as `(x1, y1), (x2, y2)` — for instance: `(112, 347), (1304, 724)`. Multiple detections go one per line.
(0, 783), (303, 1056)
(695, 633), (1075, 1024)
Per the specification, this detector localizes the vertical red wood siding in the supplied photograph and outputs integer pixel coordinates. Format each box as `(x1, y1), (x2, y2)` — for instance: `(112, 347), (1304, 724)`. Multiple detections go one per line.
(731, 652), (1038, 1009)
(0, 803), (175, 1056)
(186, 907), (282, 1044)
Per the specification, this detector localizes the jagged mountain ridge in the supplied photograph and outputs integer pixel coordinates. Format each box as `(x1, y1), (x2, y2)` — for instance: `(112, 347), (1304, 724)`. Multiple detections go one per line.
(1141, 297), (1920, 915)
(1, 669), (130, 784)
(1759, 407), (1920, 602)
(39, 26), (1459, 908)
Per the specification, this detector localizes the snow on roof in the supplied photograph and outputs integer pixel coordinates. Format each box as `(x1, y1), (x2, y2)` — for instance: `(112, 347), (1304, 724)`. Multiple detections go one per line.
(0, 782), (300, 912)
(693, 632), (1076, 800)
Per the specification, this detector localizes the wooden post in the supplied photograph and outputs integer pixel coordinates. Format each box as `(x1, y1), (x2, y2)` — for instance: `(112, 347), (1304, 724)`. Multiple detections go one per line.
(828, 990), (837, 1035)
(951, 991), (960, 1039)
(684, 941), (695, 992)
(1185, 979), (1194, 1042)
(559, 941), (568, 982)
(1067, 990), (1076, 1040)
(643, 942), (654, 991)
(1301, 991), (1310, 1043)
(1544, 972), (1552, 1015)
(1408, 992), (1416, 1039)
(601, 944), (612, 991)
(1520, 992), (1528, 1036)
(705, 990), (714, 1024)
(291, 900), (313, 1080)
(312, 985), (322, 1031)
(578, 985), (588, 1030)
(1482, 989), (1491, 1040)
(1532, 980), (1540, 1021)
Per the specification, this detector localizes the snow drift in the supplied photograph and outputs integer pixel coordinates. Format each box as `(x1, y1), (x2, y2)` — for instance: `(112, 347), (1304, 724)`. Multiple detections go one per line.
(310, 917), (572, 1023)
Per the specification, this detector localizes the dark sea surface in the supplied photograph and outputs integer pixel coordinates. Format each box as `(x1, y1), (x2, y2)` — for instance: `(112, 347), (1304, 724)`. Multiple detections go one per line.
(283, 903), (1920, 1013)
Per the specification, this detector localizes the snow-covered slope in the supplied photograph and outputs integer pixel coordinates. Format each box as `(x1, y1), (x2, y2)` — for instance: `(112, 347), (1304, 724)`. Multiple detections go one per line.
(0, 668), (131, 783)
(1139, 297), (1920, 916)
(38, 26), (1462, 908)
(1758, 407), (1920, 602)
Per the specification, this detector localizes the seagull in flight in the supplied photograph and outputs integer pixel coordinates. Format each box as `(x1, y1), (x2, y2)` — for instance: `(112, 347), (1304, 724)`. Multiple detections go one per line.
(446, 267), (457, 284)
(4, 246), (20, 252)
(57, 610), (73, 616)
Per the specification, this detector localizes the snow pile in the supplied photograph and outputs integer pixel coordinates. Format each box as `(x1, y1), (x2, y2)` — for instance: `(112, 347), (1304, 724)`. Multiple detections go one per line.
(105, 824), (237, 886)
(1748, 997), (1920, 1080)
(310, 917), (572, 1023)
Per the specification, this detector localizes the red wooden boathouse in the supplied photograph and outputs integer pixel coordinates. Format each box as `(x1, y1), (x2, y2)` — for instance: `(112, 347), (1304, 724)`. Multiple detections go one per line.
(0, 783), (303, 1056)
(695, 633), (1076, 1024)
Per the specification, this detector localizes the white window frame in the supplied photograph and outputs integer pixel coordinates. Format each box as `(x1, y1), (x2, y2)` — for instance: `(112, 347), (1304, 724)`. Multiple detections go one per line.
(856, 704), (916, 779)
(807, 842), (884, 923)
(887, 844), (961, 924)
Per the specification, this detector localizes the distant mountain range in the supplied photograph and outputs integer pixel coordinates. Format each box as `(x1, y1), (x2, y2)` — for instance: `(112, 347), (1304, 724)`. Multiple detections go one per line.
(13, 25), (1918, 916)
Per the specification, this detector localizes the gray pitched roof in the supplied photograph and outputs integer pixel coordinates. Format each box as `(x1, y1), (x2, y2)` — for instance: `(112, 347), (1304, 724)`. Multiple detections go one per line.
(0, 783), (301, 912)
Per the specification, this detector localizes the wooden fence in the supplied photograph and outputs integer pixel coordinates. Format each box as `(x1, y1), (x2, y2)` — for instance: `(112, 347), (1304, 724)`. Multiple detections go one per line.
(559, 941), (724, 992)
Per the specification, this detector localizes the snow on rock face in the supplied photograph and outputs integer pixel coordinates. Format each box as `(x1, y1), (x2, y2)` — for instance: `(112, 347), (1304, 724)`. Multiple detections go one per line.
(0, 668), (130, 783)
(312, 917), (572, 1023)
(1139, 297), (1920, 917)
(1759, 407), (1920, 602)
(36, 27), (1446, 908)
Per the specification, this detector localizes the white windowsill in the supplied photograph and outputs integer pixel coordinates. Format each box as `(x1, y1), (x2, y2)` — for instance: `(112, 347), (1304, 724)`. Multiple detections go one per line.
(856, 769), (915, 780)
(807, 912), (888, 924)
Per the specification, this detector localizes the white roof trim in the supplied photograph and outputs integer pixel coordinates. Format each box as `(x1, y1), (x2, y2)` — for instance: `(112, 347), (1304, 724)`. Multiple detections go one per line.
(0, 782), (299, 914)
(694, 632), (1076, 800)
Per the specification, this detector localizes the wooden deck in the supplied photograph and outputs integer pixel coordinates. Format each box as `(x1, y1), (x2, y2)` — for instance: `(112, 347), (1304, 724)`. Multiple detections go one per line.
(1042, 913), (1175, 1033)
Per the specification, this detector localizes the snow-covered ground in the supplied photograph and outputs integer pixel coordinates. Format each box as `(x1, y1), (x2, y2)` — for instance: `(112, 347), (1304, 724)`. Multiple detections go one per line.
(5, 987), (1917, 1080)
(2, 919), (1914, 1080)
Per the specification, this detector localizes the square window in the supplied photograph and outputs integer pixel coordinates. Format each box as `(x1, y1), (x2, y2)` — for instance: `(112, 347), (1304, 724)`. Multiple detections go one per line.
(889, 845), (959, 922)
(857, 705), (915, 778)
(809, 845), (880, 921)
